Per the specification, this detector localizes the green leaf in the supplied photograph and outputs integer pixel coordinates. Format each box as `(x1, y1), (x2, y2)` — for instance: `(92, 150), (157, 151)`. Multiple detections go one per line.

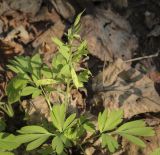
(8, 56), (31, 74)
(74, 11), (84, 27)
(7, 65), (20, 73)
(15, 56), (30, 71)
(150, 147), (160, 155)
(16, 134), (47, 144)
(120, 133), (146, 147)
(64, 128), (78, 141)
(17, 125), (50, 134)
(0, 133), (20, 151)
(60, 135), (72, 148)
(116, 120), (155, 137)
(0, 119), (6, 132)
(59, 64), (71, 78)
(52, 53), (66, 71)
(51, 104), (66, 132)
(118, 127), (155, 137)
(52, 37), (63, 47)
(71, 67), (83, 88)
(101, 134), (119, 153)
(26, 135), (50, 151)
(63, 113), (76, 130)
(21, 86), (39, 96)
(78, 69), (91, 83)
(98, 109), (107, 133)
(6, 75), (28, 104)
(32, 89), (42, 98)
(59, 46), (70, 61)
(103, 109), (123, 131)
(52, 136), (64, 154)
(83, 121), (95, 132)
(41, 65), (52, 78)
(0, 151), (14, 155)
(31, 53), (42, 68)
(35, 79), (57, 86)
(117, 120), (146, 132)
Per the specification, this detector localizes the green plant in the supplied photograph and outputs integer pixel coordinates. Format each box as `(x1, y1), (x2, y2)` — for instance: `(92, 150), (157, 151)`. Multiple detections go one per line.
(150, 147), (160, 155)
(0, 12), (155, 155)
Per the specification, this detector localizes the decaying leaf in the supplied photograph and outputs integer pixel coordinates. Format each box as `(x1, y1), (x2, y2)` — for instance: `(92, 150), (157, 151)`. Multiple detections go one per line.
(80, 9), (138, 61)
(6, 0), (42, 16)
(92, 59), (160, 118)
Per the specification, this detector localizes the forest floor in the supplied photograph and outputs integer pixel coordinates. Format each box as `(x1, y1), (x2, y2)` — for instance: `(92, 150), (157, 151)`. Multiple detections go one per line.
(0, 0), (160, 155)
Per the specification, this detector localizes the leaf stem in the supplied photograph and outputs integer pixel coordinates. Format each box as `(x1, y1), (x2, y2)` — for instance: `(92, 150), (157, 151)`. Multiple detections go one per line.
(40, 86), (52, 111)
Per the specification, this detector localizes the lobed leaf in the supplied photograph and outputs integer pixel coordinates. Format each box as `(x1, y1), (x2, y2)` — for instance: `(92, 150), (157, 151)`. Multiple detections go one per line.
(52, 136), (64, 154)
(120, 133), (146, 147)
(26, 135), (50, 151)
(71, 67), (83, 88)
(98, 109), (108, 133)
(0, 151), (14, 155)
(0, 133), (20, 151)
(103, 109), (123, 131)
(63, 113), (77, 130)
(17, 125), (50, 134)
(16, 134), (47, 144)
(101, 134), (119, 153)
(117, 120), (146, 132)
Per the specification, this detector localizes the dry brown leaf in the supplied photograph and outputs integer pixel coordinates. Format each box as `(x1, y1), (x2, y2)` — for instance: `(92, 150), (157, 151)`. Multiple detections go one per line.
(50, 0), (75, 19)
(80, 9), (138, 62)
(32, 21), (65, 53)
(6, 0), (42, 16)
(92, 59), (160, 118)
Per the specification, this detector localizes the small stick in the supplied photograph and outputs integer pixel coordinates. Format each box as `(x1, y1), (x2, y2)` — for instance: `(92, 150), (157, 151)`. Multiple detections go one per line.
(125, 50), (159, 63)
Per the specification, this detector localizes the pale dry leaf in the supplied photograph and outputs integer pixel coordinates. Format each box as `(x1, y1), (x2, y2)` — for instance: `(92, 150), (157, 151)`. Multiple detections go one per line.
(80, 9), (138, 61)
(6, 0), (42, 16)
(92, 59), (160, 118)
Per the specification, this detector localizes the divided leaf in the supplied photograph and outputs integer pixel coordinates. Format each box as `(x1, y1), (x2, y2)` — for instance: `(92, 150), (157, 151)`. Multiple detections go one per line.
(63, 113), (77, 130)
(120, 133), (146, 147)
(101, 134), (119, 153)
(98, 109), (123, 133)
(116, 120), (155, 137)
(52, 136), (64, 154)
(0, 133), (20, 151)
(71, 67), (83, 88)
(51, 104), (66, 132)
(17, 125), (50, 134)
(26, 135), (50, 151)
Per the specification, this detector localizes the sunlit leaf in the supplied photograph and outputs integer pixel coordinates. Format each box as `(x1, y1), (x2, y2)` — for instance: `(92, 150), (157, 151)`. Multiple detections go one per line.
(63, 113), (76, 130)
(0, 133), (20, 151)
(52, 37), (64, 47)
(71, 67), (83, 88)
(101, 134), (119, 153)
(120, 133), (146, 147)
(31, 53), (42, 68)
(52, 136), (64, 154)
(26, 135), (50, 151)
(103, 109), (123, 131)
(17, 125), (50, 134)
(35, 79), (57, 86)
(0, 151), (14, 155)
(150, 147), (160, 155)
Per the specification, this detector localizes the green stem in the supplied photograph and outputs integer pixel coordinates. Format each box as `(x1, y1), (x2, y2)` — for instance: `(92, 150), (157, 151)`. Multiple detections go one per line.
(0, 104), (14, 117)
(78, 144), (86, 155)
(40, 86), (52, 111)
(65, 80), (70, 106)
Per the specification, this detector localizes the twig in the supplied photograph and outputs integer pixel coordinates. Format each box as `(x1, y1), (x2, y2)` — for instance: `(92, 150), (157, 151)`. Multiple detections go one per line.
(125, 50), (159, 62)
